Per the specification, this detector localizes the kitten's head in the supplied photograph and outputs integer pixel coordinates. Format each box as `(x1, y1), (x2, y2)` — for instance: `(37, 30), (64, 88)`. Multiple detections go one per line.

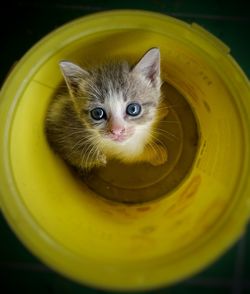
(60, 48), (161, 145)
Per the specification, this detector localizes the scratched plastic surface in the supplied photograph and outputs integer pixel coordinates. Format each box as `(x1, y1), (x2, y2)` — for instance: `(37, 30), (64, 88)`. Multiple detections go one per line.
(0, 10), (250, 291)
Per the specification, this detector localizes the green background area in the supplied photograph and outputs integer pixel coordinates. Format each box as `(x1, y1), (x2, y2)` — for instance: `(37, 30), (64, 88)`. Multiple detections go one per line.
(1, 0), (249, 293)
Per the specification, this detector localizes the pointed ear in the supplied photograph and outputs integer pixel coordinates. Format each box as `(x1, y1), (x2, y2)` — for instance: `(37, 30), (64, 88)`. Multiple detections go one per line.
(132, 48), (161, 87)
(59, 61), (89, 96)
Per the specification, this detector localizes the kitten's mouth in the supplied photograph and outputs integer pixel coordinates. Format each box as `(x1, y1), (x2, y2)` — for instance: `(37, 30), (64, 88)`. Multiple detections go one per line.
(105, 132), (133, 143)
(108, 134), (129, 142)
(105, 128), (134, 143)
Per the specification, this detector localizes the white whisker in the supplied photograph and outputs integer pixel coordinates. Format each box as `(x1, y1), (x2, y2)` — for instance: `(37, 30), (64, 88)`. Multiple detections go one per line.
(156, 128), (179, 139)
(151, 129), (175, 142)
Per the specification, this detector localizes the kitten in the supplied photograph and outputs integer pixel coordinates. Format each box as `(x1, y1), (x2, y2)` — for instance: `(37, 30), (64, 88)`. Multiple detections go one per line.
(45, 48), (168, 171)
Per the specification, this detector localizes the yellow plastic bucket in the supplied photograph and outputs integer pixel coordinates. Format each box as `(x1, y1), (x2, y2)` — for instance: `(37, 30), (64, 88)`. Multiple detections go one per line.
(0, 10), (250, 291)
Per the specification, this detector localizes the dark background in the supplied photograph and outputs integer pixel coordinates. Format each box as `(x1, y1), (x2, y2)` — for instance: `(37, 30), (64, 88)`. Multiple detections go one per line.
(1, 0), (250, 293)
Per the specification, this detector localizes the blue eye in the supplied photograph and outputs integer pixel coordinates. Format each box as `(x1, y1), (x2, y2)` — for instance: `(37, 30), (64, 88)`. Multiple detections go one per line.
(90, 108), (106, 120)
(126, 103), (141, 116)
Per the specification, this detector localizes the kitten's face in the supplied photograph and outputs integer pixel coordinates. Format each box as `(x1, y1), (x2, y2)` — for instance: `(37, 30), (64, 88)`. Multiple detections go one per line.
(60, 48), (161, 144)
(88, 97), (144, 143)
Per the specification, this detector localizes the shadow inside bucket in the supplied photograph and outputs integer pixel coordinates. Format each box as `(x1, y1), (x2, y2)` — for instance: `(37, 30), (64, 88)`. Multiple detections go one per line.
(84, 82), (200, 203)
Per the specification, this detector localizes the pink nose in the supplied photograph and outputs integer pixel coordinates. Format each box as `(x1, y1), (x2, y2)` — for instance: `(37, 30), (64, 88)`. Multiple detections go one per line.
(110, 127), (125, 136)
